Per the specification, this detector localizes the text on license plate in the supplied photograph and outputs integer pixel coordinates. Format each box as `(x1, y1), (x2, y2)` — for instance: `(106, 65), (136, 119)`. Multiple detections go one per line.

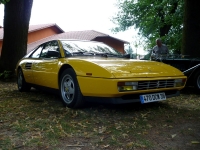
(140, 92), (166, 104)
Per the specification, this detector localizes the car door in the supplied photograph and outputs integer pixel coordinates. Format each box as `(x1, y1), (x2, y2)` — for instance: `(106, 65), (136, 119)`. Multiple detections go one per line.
(31, 40), (61, 89)
(22, 45), (44, 84)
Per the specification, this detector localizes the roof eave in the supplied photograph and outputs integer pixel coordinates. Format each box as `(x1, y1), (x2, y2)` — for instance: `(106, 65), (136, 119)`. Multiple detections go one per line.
(28, 23), (64, 33)
(93, 35), (130, 44)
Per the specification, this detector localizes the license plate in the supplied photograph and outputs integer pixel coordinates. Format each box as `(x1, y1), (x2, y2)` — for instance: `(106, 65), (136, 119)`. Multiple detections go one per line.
(140, 92), (166, 104)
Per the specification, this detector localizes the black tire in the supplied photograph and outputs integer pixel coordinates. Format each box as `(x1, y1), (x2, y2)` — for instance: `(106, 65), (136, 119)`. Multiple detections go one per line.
(17, 68), (31, 92)
(193, 70), (200, 91)
(59, 68), (84, 108)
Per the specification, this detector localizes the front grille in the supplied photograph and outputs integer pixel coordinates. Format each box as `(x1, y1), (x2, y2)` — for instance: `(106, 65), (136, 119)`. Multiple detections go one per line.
(137, 80), (175, 90)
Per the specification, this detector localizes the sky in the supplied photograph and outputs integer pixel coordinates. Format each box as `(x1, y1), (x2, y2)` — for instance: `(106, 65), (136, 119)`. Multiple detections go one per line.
(0, 0), (145, 54)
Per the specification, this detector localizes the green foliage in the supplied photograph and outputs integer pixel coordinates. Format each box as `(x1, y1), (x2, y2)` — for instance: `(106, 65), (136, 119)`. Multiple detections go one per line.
(112, 0), (184, 52)
(0, 0), (10, 4)
(0, 70), (12, 80)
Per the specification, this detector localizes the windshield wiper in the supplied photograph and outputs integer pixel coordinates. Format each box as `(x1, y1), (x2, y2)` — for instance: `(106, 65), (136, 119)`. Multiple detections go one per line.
(72, 52), (84, 55)
(82, 52), (96, 55)
(72, 52), (96, 56)
(97, 52), (121, 57)
(71, 52), (121, 57)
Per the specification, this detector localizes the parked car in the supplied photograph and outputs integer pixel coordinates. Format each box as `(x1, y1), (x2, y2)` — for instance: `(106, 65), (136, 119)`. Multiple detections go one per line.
(16, 40), (187, 108)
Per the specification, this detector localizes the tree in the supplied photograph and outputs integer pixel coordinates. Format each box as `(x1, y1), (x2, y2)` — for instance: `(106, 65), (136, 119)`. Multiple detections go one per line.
(182, 0), (200, 57)
(0, 0), (33, 73)
(112, 0), (184, 52)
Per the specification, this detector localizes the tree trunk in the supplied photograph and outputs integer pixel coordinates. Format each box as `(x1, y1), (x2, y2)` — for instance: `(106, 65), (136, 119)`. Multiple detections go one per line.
(0, 0), (33, 73)
(182, 0), (200, 57)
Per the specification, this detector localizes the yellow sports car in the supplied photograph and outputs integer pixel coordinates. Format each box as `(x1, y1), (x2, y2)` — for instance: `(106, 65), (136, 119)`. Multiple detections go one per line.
(16, 39), (187, 108)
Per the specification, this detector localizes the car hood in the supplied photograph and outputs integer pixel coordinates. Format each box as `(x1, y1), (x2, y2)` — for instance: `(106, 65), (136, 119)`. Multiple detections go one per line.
(67, 57), (184, 78)
(92, 59), (183, 78)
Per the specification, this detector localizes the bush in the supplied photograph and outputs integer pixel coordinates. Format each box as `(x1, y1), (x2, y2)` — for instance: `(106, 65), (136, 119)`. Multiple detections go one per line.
(0, 70), (14, 81)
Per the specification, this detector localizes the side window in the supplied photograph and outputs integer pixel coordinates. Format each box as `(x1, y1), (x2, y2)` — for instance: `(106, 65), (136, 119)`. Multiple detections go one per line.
(30, 45), (44, 58)
(40, 41), (60, 58)
(40, 45), (49, 58)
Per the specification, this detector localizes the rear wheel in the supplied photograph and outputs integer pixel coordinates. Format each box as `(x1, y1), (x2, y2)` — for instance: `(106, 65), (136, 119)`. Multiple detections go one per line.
(59, 68), (84, 108)
(193, 71), (200, 91)
(17, 68), (31, 92)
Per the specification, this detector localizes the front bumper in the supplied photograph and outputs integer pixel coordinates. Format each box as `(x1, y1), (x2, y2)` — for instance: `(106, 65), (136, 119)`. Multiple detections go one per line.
(77, 76), (186, 97)
(85, 90), (179, 104)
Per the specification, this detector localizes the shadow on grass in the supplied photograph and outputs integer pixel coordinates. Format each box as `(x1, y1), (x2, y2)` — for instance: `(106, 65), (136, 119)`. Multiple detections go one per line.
(22, 87), (173, 112)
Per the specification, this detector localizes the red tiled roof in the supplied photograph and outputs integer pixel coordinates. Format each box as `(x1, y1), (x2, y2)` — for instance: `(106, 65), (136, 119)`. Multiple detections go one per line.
(57, 30), (129, 43)
(0, 23), (64, 40)
(62, 30), (109, 40)
(27, 30), (129, 52)
(28, 23), (64, 33)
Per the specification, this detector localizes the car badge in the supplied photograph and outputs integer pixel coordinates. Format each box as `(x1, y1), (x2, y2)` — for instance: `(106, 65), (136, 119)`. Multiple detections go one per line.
(157, 81), (160, 87)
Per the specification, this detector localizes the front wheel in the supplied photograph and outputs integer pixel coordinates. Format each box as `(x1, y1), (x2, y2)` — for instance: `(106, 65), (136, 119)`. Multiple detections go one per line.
(17, 68), (31, 92)
(59, 68), (84, 108)
(193, 70), (200, 92)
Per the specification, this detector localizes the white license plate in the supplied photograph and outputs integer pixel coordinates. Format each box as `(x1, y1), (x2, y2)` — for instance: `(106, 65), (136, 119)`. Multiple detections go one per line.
(140, 92), (166, 104)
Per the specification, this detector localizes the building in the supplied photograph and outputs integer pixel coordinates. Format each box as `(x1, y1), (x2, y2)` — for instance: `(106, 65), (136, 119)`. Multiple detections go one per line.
(0, 23), (64, 55)
(0, 23), (129, 55)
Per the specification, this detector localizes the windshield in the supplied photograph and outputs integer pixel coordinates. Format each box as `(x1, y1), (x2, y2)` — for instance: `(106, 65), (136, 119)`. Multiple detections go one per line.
(60, 40), (123, 57)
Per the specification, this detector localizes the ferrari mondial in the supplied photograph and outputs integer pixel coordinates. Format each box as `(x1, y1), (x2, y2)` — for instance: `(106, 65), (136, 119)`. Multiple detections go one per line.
(16, 39), (187, 108)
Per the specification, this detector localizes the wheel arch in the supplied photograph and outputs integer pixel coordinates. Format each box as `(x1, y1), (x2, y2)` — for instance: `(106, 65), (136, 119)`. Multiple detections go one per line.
(58, 64), (74, 85)
(58, 65), (84, 108)
(16, 66), (22, 75)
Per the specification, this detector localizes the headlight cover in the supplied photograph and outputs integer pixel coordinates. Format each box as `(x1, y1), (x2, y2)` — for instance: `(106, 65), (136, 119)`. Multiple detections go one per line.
(118, 82), (138, 92)
(174, 79), (186, 87)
